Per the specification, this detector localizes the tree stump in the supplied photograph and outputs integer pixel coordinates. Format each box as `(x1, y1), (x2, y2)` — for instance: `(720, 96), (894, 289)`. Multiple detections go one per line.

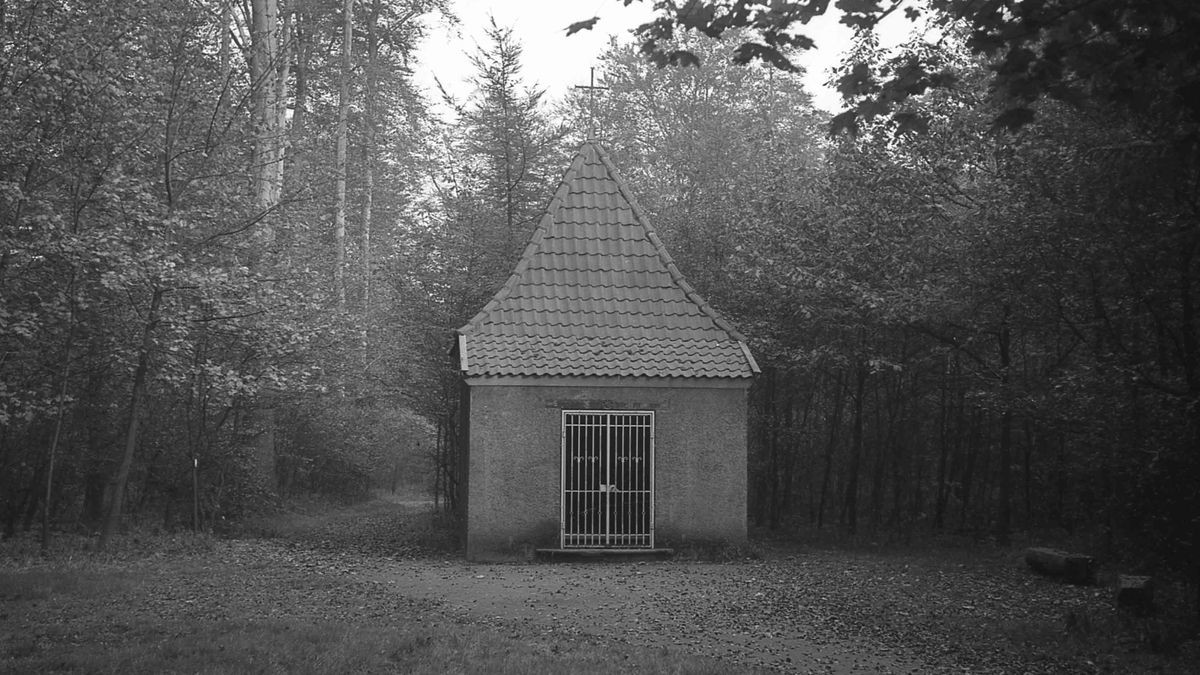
(1116, 575), (1154, 615)
(1024, 547), (1096, 585)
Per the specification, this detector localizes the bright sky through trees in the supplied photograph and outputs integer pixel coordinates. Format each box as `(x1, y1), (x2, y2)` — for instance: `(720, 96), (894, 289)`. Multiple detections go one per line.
(415, 0), (914, 113)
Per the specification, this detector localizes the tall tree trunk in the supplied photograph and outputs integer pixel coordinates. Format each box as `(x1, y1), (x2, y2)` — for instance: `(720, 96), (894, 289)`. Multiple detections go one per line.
(333, 0), (352, 308)
(959, 410), (981, 530)
(249, 0), (280, 213)
(360, 0), (380, 361)
(996, 302), (1013, 544)
(816, 370), (845, 529)
(783, 384), (813, 523)
(41, 278), (76, 551)
(844, 363), (867, 534)
(265, 6), (291, 208)
(98, 288), (163, 551)
(765, 371), (783, 529)
(1175, 231), (1200, 621)
(871, 375), (898, 528)
(289, 2), (311, 182)
(890, 375), (911, 528)
(933, 363), (951, 529)
(1023, 419), (1035, 525)
(220, 1), (232, 93)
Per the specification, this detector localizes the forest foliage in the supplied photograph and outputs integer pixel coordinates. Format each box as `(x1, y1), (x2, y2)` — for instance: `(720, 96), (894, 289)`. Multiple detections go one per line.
(1, 0), (1197, 610)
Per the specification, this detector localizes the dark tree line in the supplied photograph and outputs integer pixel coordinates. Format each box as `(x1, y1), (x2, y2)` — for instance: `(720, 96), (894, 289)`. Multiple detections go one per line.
(568, 3), (1199, 608)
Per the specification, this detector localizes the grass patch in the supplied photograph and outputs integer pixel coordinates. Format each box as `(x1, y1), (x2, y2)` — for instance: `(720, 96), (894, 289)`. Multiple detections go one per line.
(0, 568), (133, 601)
(0, 528), (217, 569)
(6, 612), (740, 674)
(1, 564), (747, 675)
(234, 495), (459, 557)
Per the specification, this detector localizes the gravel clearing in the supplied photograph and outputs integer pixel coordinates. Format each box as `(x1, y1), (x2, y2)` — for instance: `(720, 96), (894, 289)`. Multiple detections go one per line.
(5, 497), (1194, 674)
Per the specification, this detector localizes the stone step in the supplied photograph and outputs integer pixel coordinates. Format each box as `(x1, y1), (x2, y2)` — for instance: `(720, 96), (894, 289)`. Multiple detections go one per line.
(534, 547), (674, 562)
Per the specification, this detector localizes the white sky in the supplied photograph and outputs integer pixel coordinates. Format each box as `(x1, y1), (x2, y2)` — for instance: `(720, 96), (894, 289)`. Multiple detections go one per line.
(413, 0), (917, 115)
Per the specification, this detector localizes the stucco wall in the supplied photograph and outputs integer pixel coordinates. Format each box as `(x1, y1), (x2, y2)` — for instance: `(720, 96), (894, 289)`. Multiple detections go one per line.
(464, 377), (749, 560)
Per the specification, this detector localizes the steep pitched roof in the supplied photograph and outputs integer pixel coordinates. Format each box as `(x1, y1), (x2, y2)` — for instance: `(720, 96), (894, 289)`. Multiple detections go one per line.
(456, 142), (759, 379)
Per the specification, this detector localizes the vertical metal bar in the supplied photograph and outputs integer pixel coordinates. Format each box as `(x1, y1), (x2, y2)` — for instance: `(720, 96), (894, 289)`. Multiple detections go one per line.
(586, 412), (592, 546)
(579, 412), (585, 546)
(644, 412), (649, 545)
(561, 411), (566, 548)
(571, 413), (576, 545)
(630, 414), (635, 544)
(580, 412), (586, 546)
(637, 414), (643, 544)
(598, 412), (605, 546)
(635, 412), (640, 546)
(602, 413), (608, 546)
(615, 413), (622, 545)
(578, 412), (582, 546)
(590, 410), (595, 547)
(568, 410), (573, 547)
(579, 414), (583, 545)
(619, 415), (625, 545)
(604, 410), (614, 547)
(588, 412), (595, 546)
(649, 411), (655, 547)
(634, 414), (641, 545)
(600, 411), (605, 547)
(579, 413), (582, 545)
(633, 414), (640, 545)
(645, 412), (651, 545)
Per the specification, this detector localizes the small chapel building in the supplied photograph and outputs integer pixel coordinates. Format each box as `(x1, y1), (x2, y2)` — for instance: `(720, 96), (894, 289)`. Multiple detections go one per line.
(455, 141), (759, 561)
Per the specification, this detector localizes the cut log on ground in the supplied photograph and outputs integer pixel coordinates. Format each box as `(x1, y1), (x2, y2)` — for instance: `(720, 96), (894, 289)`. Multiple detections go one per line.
(1116, 575), (1154, 615)
(1024, 547), (1096, 585)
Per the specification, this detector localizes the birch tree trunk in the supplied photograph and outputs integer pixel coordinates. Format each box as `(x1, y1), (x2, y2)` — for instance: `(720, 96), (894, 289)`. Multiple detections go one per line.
(248, 0), (289, 215)
(360, 0), (379, 358)
(249, 0), (275, 209)
(334, 0), (352, 308)
(266, 7), (291, 208)
(220, 2), (231, 84)
(290, 4), (310, 173)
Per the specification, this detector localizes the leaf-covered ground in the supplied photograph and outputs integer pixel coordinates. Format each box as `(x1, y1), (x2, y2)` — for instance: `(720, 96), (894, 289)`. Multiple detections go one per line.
(3, 496), (1196, 674)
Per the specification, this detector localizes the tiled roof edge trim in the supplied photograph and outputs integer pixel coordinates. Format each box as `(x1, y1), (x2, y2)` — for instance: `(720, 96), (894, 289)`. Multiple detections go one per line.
(457, 150), (585, 335)
(593, 143), (751, 346)
(457, 333), (469, 371)
(738, 340), (761, 374)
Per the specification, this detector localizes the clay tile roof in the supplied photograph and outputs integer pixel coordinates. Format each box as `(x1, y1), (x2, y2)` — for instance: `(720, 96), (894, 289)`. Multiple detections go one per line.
(456, 142), (759, 379)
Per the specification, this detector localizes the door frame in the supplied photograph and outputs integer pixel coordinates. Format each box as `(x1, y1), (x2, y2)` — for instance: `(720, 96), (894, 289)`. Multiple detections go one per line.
(559, 410), (655, 548)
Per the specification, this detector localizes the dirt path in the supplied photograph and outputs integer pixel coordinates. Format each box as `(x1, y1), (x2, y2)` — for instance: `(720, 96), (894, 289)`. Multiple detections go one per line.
(8, 496), (1160, 674)
(241, 497), (935, 672)
(366, 558), (930, 673)
(250, 498), (999, 673)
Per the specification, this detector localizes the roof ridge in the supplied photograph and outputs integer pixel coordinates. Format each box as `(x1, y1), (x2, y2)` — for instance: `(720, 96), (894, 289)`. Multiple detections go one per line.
(592, 143), (751, 345)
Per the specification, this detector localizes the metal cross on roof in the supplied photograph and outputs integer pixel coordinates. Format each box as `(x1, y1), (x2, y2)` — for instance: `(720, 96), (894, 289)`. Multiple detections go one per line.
(574, 67), (609, 140)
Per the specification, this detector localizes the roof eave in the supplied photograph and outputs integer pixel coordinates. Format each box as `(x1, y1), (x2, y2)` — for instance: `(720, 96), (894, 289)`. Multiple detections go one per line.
(738, 341), (761, 375)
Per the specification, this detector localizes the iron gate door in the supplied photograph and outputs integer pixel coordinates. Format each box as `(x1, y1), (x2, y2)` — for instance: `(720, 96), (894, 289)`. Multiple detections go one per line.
(561, 411), (654, 548)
